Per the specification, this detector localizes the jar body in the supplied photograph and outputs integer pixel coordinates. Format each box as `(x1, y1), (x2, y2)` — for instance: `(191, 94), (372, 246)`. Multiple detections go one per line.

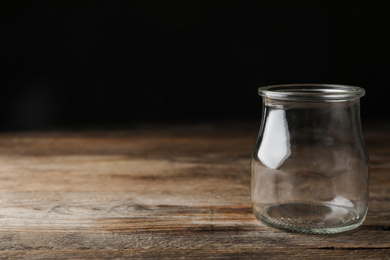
(251, 85), (369, 234)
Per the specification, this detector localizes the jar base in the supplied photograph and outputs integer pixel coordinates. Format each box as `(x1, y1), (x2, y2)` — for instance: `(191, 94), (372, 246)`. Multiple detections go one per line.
(255, 202), (364, 234)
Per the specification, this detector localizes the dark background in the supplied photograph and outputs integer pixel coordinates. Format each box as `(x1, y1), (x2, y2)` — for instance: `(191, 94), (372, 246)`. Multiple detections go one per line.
(1, 1), (390, 130)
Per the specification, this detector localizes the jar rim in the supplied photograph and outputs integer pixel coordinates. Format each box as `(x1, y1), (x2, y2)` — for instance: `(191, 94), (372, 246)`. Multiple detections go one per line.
(258, 84), (365, 102)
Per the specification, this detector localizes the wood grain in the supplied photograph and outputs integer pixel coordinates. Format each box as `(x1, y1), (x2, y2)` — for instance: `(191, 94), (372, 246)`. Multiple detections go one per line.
(0, 121), (389, 259)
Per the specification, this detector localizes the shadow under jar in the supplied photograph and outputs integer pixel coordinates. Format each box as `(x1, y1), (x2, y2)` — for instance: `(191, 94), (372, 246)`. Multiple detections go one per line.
(251, 84), (369, 234)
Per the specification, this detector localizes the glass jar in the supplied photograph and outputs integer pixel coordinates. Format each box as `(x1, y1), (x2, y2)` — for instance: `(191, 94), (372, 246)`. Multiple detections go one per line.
(251, 84), (369, 234)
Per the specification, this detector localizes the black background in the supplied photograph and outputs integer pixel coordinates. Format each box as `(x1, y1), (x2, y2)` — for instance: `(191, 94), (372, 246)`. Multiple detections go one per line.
(1, 1), (390, 130)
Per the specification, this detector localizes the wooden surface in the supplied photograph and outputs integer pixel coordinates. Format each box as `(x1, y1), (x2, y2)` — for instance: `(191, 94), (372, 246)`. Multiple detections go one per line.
(0, 121), (389, 259)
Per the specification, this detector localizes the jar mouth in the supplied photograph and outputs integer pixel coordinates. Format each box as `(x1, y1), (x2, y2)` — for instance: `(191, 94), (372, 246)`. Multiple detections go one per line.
(258, 84), (365, 102)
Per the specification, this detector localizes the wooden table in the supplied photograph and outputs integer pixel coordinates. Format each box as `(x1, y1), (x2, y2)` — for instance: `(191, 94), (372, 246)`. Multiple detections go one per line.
(0, 121), (389, 259)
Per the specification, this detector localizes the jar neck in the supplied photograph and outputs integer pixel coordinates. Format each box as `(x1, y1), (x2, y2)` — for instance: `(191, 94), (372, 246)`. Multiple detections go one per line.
(262, 97), (361, 110)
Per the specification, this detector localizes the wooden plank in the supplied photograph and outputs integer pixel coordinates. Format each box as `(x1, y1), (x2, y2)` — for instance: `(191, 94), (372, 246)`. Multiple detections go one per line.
(1, 248), (390, 259)
(0, 121), (388, 258)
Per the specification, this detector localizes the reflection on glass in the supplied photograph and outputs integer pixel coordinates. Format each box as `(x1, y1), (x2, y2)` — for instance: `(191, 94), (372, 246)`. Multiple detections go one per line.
(258, 109), (291, 169)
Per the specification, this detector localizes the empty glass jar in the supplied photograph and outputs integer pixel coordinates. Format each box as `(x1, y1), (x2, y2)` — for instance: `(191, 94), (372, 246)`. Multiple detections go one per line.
(251, 84), (369, 234)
